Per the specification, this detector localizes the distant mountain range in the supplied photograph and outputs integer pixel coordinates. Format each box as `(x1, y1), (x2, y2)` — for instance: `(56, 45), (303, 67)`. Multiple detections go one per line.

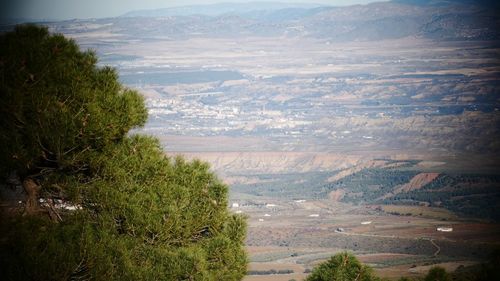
(120, 1), (500, 18)
(41, 0), (500, 42)
(120, 2), (327, 18)
(393, 0), (500, 7)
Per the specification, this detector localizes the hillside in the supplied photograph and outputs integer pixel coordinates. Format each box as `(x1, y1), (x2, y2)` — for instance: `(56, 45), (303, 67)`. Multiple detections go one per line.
(121, 2), (325, 18)
(322, 166), (500, 221)
(43, 1), (500, 41)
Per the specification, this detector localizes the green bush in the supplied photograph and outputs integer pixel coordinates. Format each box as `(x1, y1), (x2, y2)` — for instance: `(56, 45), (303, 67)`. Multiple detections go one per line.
(424, 266), (451, 281)
(305, 252), (380, 281)
(0, 24), (247, 281)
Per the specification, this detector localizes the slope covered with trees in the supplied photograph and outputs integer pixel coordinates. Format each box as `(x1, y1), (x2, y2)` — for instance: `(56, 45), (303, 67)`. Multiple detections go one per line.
(0, 24), (247, 280)
(324, 167), (500, 221)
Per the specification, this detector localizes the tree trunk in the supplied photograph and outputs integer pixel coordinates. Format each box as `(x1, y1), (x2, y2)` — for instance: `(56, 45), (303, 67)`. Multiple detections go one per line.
(22, 178), (40, 215)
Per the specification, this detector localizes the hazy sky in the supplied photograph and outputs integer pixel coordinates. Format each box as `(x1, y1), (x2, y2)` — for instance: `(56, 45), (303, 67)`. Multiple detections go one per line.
(1, 0), (383, 20)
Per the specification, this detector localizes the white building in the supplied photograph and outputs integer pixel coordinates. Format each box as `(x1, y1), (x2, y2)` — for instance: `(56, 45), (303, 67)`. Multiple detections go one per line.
(437, 227), (453, 232)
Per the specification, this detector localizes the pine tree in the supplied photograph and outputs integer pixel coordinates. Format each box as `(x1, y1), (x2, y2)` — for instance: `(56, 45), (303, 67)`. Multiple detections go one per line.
(305, 252), (380, 281)
(0, 24), (247, 281)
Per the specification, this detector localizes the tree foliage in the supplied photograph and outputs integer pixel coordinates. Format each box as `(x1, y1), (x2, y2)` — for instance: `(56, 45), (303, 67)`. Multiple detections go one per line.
(0, 24), (247, 281)
(305, 252), (380, 281)
(0, 25), (147, 176)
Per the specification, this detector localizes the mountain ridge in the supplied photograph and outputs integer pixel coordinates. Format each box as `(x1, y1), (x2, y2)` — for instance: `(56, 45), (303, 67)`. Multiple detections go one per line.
(120, 0), (499, 19)
(54, 0), (496, 42)
(120, 2), (328, 18)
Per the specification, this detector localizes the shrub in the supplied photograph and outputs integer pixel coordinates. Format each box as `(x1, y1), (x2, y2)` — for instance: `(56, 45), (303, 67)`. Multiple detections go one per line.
(305, 252), (380, 281)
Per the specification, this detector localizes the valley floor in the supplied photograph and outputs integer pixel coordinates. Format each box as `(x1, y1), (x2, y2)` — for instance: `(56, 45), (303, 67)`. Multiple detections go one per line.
(236, 199), (500, 280)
